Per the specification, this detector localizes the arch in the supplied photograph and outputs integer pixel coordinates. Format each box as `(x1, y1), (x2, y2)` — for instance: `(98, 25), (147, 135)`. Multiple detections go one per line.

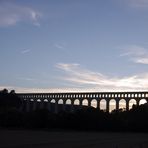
(91, 99), (97, 108)
(119, 99), (126, 110)
(65, 99), (72, 112)
(109, 99), (116, 112)
(82, 99), (88, 106)
(50, 99), (57, 113)
(37, 99), (41, 102)
(42, 99), (48, 109)
(66, 99), (71, 105)
(51, 99), (56, 103)
(100, 99), (106, 111)
(58, 99), (63, 104)
(139, 99), (147, 105)
(74, 99), (80, 105)
(129, 99), (136, 109)
(44, 99), (48, 102)
(57, 99), (64, 112)
(36, 99), (42, 109)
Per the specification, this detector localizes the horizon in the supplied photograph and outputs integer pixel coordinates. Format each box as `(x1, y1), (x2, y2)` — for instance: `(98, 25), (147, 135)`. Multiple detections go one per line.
(1, 0), (148, 93)
(2, 87), (148, 93)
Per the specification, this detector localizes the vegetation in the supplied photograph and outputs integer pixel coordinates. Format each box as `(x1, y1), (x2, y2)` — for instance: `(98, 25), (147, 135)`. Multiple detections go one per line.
(0, 89), (148, 132)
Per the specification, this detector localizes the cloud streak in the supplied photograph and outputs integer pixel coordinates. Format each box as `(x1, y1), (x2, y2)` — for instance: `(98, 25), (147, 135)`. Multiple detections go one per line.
(56, 63), (148, 91)
(21, 49), (31, 54)
(0, 2), (41, 27)
(2, 62), (148, 93)
(0, 85), (92, 93)
(1, 66), (148, 93)
(120, 45), (148, 64)
(128, 0), (148, 8)
(0, 85), (59, 93)
(54, 43), (66, 50)
(17, 77), (35, 81)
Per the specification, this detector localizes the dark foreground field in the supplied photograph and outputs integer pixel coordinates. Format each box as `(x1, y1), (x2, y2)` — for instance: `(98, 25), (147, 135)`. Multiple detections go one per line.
(0, 130), (148, 148)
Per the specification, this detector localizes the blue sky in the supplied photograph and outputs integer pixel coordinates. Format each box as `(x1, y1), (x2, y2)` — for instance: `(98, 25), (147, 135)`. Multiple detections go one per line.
(1, 0), (148, 92)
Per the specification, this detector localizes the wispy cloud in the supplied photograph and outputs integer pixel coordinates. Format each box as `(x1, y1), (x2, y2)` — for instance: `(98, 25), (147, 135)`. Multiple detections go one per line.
(1, 70), (148, 93)
(117, 0), (148, 9)
(120, 45), (148, 64)
(2, 62), (148, 93)
(17, 77), (35, 81)
(0, 85), (92, 93)
(54, 43), (66, 50)
(128, 0), (148, 8)
(21, 49), (31, 54)
(53, 42), (69, 54)
(0, 85), (59, 93)
(56, 63), (148, 91)
(0, 2), (41, 27)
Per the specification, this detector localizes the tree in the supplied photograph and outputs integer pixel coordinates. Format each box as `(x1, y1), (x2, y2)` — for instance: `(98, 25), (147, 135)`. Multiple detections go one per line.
(0, 89), (22, 109)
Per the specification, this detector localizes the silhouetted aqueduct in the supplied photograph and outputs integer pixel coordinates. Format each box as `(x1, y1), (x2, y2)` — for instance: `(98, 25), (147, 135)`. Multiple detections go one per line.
(17, 91), (148, 113)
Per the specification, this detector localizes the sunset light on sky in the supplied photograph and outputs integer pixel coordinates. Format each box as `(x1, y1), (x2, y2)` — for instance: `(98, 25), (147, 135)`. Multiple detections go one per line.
(1, 0), (148, 93)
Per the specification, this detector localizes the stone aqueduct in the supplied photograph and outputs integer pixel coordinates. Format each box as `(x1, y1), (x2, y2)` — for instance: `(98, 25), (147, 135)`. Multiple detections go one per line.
(17, 91), (148, 113)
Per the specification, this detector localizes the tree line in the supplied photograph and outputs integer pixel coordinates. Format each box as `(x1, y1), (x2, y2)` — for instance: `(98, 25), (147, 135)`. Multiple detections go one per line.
(0, 89), (148, 132)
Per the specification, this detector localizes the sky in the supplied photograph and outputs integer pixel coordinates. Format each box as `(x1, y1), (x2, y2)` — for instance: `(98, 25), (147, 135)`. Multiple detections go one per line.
(1, 0), (148, 93)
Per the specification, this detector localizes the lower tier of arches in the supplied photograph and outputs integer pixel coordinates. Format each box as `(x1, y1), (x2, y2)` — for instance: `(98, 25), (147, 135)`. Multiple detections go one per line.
(22, 98), (148, 113)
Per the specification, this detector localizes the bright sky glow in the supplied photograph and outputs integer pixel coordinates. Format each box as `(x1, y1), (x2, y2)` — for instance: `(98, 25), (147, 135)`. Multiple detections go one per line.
(1, 0), (148, 93)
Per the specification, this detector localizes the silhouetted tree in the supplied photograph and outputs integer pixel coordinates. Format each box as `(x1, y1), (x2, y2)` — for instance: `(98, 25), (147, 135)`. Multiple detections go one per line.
(0, 89), (22, 109)
(0, 88), (8, 94)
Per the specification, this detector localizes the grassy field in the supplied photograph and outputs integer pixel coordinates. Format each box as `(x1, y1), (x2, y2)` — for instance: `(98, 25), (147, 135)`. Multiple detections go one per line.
(0, 129), (148, 148)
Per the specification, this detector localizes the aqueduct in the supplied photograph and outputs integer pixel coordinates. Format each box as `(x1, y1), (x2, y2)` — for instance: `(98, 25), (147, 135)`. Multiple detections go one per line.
(17, 91), (148, 113)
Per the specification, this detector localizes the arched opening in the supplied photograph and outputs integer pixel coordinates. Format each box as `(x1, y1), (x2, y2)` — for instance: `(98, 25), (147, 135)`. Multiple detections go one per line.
(66, 99), (71, 105)
(139, 99), (147, 105)
(100, 99), (106, 111)
(50, 99), (56, 111)
(36, 99), (41, 109)
(46, 99), (50, 110)
(37, 99), (41, 102)
(65, 99), (71, 112)
(74, 99), (80, 105)
(44, 99), (48, 102)
(58, 99), (64, 112)
(58, 99), (63, 104)
(29, 99), (34, 110)
(119, 99), (126, 111)
(30, 99), (34, 101)
(51, 99), (55, 103)
(129, 99), (137, 109)
(109, 99), (116, 112)
(43, 99), (48, 109)
(91, 99), (97, 108)
(82, 99), (88, 106)
(73, 99), (80, 110)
